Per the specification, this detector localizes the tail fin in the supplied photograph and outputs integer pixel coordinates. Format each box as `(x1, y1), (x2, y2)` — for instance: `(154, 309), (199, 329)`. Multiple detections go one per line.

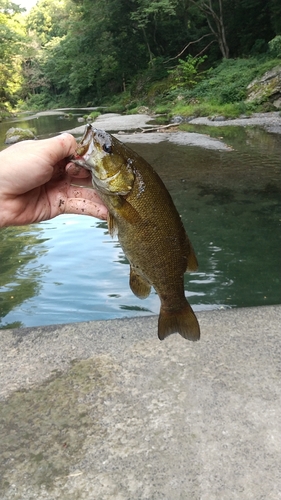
(158, 302), (200, 341)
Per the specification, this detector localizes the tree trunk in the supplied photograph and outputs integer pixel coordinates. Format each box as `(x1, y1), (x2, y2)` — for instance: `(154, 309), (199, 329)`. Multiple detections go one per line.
(191, 0), (230, 58)
(142, 27), (154, 65)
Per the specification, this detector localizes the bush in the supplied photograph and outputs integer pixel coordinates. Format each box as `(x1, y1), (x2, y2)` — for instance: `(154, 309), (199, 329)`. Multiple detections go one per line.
(268, 36), (281, 58)
(168, 55), (207, 90)
(193, 58), (259, 102)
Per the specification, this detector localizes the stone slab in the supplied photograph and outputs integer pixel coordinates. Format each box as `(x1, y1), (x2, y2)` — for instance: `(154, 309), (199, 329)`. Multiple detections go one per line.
(0, 306), (280, 499)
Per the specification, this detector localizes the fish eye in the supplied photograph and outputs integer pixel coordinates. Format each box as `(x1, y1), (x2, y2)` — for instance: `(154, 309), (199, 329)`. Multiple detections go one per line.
(103, 143), (112, 154)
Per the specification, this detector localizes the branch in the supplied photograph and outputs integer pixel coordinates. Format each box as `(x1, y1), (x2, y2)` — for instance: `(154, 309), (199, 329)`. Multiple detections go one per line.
(194, 39), (215, 57)
(190, 0), (229, 58)
(165, 33), (214, 63)
(138, 123), (179, 133)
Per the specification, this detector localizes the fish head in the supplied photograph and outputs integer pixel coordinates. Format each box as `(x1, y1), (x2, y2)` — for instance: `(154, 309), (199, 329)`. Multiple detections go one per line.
(74, 125), (134, 196)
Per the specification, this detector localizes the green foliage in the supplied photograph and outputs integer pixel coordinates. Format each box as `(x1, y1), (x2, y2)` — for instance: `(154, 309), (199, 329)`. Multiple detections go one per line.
(168, 55), (207, 90)
(171, 99), (258, 119)
(188, 57), (280, 105)
(26, 0), (73, 46)
(130, 57), (169, 99)
(87, 111), (101, 121)
(131, 0), (177, 28)
(268, 36), (281, 57)
(0, 0), (26, 109)
(152, 54), (280, 118)
(1, 0), (280, 111)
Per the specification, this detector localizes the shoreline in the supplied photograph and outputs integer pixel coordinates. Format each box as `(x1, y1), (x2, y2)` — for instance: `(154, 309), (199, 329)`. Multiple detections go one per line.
(188, 110), (281, 134)
(66, 110), (281, 150)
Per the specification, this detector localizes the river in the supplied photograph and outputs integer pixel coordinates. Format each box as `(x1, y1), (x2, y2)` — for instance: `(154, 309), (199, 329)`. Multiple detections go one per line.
(0, 109), (280, 329)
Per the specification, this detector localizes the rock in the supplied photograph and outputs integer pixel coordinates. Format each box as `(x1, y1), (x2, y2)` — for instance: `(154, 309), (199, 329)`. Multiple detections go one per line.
(5, 127), (36, 144)
(185, 116), (196, 122)
(246, 66), (281, 108)
(273, 97), (281, 109)
(171, 115), (184, 124)
(210, 115), (227, 122)
(137, 106), (151, 114)
(77, 117), (85, 122)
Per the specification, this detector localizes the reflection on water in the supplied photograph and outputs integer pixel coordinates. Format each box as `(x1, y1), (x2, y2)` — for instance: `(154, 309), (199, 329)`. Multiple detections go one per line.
(0, 108), (92, 145)
(0, 110), (280, 328)
(0, 226), (49, 328)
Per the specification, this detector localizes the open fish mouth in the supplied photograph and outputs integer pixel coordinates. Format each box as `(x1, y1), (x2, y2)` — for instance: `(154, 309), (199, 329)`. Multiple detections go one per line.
(70, 154), (92, 171)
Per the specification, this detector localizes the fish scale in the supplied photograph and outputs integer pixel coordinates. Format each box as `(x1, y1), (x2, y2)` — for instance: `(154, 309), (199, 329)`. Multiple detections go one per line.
(73, 125), (200, 341)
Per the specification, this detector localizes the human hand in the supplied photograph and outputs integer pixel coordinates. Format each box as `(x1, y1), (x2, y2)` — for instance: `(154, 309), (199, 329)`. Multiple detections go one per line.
(0, 133), (108, 227)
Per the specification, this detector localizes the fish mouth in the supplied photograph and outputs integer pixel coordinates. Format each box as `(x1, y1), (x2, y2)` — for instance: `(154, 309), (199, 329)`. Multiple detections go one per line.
(70, 155), (92, 171)
(71, 126), (110, 169)
(71, 124), (99, 164)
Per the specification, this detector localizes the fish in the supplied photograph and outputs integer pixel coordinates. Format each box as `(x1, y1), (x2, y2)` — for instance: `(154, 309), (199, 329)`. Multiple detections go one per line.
(72, 124), (200, 341)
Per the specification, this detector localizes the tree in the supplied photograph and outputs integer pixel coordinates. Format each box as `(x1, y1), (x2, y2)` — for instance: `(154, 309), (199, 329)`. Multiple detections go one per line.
(190, 0), (229, 58)
(24, 0), (78, 102)
(269, 0), (281, 36)
(130, 0), (177, 63)
(26, 0), (74, 45)
(0, 0), (26, 108)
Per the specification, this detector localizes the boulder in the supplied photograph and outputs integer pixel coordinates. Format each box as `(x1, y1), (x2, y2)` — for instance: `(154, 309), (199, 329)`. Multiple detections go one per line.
(246, 66), (281, 109)
(5, 127), (36, 144)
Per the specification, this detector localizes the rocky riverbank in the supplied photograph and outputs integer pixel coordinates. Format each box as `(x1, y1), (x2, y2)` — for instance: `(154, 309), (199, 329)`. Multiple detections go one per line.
(188, 111), (281, 135)
(4, 109), (281, 148)
(70, 110), (281, 134)
(66, 110), (281, 151)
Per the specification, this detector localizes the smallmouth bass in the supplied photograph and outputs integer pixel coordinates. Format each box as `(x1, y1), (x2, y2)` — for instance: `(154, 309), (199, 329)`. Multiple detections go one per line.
(73, 125), (200, 341)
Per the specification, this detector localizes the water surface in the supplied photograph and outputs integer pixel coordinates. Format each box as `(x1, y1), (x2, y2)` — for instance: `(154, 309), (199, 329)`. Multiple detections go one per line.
(0, 112), (280, 329)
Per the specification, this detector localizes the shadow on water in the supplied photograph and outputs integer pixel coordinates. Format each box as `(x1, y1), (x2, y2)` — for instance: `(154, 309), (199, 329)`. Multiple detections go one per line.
(0, 110), (280, 328)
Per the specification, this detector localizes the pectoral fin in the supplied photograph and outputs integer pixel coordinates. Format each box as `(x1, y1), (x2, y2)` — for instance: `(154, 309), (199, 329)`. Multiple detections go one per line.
(129, 266), (151, 299)
(107, 213), (118, 237)
(110, 196), (142, 224)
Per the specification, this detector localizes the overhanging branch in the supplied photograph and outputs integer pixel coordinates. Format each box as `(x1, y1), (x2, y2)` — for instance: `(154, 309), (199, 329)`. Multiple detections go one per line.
(165, 33), (214, 63)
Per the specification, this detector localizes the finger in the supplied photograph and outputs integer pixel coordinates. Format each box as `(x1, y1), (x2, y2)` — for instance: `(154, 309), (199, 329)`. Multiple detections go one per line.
(67, 184), (103, 203)
(66, 162), (91, 178)
(63, 198), (108, 219)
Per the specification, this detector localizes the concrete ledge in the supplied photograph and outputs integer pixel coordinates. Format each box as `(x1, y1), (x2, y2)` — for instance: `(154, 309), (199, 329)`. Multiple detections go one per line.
(0, 306), (280, 499)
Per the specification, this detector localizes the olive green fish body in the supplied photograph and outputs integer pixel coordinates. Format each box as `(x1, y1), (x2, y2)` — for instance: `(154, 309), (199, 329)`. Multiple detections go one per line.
(74, 125), (200, 341)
